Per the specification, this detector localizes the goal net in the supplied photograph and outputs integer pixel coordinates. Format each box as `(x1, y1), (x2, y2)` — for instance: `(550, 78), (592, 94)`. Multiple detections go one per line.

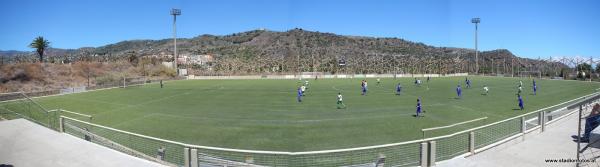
(517, 71), (541, 78)
(123, 77), (148, 88)
(300, 72), (324, 79)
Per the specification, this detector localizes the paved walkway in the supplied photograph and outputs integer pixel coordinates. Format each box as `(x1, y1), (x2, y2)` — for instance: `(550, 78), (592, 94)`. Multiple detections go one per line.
(0, 119), (164, 167)
(438, 111), (599, 167)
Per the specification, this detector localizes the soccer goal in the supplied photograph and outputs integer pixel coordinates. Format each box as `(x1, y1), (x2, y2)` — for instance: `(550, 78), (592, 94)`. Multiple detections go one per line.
(517, 71), (542, 78)
(122, 77), (147, 88)
(300, 72), (324, 80)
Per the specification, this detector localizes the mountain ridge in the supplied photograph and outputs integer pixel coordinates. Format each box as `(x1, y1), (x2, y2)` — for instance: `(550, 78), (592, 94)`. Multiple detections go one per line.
(1, 28), (562, 74)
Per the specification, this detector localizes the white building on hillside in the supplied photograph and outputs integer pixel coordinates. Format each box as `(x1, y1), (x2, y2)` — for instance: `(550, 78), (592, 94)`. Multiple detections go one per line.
(188, 55), (214, 66)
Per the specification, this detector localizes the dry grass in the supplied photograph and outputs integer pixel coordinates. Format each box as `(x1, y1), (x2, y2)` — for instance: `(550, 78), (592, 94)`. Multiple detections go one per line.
(0, 60), (176, 93)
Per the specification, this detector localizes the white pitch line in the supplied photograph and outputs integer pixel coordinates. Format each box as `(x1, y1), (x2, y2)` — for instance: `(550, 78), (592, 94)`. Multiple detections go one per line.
(150, 112), (415, 124)
(92, 87), (211, 117)
(61, 96), (129, 107)
(422, 117), (488, 132)
(451, 104), (505, 118)
(331, 86), (342, 91)
(110, 113), (158, 128)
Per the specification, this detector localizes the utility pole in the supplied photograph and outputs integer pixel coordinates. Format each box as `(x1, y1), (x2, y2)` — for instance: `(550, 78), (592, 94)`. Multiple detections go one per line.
(492, 58), (494, 75)
(171, 8), (181, 75)
(553, 58), (556, 77)
(511, 57), (514, 77)
(536, 56), (544, 79)
(502, 58), (506, 75)
(590, 56), (594, 82)
(472, 18), (481, 74)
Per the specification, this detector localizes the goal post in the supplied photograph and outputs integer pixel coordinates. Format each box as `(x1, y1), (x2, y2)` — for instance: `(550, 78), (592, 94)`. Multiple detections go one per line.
(300, 72), (325, 80)
(122, 76), (148, 88)
(517, 71), (542, 79)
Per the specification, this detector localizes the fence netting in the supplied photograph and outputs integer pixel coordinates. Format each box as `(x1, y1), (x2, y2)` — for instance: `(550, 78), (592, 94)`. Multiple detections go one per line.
(0, 88), (598, 167)
(62, 117), (184, 166)
(0, 92), (58, 129)
(474, 118), (521, 149)
(170, 140), (422, 167)
(435, 133), (469, 161)
(291, 143), (421, 167)
(576, 98), (600, 167)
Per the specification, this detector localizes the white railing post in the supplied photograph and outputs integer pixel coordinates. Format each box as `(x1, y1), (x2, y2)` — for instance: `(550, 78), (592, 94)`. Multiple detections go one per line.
(420, 142), (429, 167)
(469, 131), (475, 154)
(429, 141), (436, 166)
(375, 153), (386, 167)
(47, 110), (51, 127)
(58, 109), (63, 129)
(190, 149), (198, 167)
(521, 116), (526, 140)
(521, 116), (525, 133)
(577, 105), (583, 166)
(538, 111), (542, 130)
(184, 147), (190, 167)
(59, 116), (64, 133)
(540, 111), (546, 132)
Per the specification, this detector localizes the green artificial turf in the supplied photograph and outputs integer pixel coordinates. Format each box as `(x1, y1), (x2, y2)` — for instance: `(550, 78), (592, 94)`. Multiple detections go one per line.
(17, 77), (600, 152)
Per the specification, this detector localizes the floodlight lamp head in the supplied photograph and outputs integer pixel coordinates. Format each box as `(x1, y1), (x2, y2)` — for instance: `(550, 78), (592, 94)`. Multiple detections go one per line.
(471, 18), (480, 23)
(171, 9), (181, 15)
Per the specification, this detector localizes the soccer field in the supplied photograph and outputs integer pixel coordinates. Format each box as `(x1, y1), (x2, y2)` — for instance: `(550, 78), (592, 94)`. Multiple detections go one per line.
(20, 76), (600, 152)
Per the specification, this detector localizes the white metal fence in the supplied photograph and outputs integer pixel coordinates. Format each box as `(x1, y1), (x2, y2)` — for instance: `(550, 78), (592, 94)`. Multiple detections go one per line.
(1, 77), (598, 167)
(574, 94), (600, 167)
(60, 86), (87, 94)
(0, 77), (180, 102)
(0, 92), (59, 129)
(187, 73), (468, 80)
(53, 91), (600, 167)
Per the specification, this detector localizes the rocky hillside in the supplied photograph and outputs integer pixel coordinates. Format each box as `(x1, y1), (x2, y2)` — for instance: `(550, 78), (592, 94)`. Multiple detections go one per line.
(0, 29), (564, 75)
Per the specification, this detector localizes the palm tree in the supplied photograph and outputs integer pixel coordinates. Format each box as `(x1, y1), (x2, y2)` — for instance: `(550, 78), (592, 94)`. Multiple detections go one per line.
(29, 36), (50, 62)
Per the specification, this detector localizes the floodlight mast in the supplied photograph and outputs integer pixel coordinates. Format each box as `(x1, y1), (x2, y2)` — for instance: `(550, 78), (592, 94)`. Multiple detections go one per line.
(471, 18), (480, 74)
(171, 9), (181, 75)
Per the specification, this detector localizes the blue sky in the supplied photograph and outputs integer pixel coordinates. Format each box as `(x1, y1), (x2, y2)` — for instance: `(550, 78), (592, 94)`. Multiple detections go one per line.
(0, 0), (598, 59)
